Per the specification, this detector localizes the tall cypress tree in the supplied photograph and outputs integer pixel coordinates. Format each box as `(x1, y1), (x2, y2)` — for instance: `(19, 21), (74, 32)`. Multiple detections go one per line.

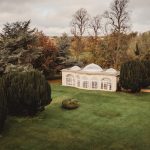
(120, 60), (147, 92)
(142, 60), (150, 87)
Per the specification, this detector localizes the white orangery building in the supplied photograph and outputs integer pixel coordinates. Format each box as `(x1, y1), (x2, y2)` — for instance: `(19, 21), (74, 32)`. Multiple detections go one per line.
(61, 63), (120, 92)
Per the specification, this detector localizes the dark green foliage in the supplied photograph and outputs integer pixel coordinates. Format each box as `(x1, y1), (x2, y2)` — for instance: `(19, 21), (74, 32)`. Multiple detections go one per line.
(142, 60), (150, 87)
(120, 60), (147, 92)
(0, 79), (7, 133)
(143, 61), (150, 77)
(62, 99), (79, 110)
(134, 43), (140, 56)
(4, 71), (52, 116)
(57, 33), (71, 57)
(117, 81), (121, 91)
(0, 20), (36, 52)
(0, 21), (42, 75)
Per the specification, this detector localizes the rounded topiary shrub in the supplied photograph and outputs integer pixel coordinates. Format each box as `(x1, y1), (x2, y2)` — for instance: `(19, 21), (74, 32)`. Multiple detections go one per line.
(0, 79), (7, 133)
(4, 71), (52, 116)
(62, 99), (79, 110)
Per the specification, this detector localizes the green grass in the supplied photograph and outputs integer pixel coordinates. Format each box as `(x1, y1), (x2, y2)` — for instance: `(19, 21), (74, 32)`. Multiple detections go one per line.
(0, 83), (150, 150)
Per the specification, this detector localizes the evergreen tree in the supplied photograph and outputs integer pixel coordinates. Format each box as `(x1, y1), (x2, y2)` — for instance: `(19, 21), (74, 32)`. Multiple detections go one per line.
(57, 33), (70, 58)
(142, 61), (150, 87)
(120, 61), (147, 92)
(0, 20), (42, 75)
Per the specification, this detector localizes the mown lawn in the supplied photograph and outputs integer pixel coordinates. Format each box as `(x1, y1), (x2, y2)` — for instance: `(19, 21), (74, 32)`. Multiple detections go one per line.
(0, 83), (150, 150)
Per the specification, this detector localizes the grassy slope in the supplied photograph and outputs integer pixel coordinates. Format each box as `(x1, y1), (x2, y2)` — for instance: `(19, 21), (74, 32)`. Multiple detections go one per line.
(0, 83), (150, 150)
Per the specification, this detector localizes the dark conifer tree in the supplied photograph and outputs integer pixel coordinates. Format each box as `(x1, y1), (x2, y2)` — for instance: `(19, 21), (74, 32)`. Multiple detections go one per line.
(120, 60), (147, 92)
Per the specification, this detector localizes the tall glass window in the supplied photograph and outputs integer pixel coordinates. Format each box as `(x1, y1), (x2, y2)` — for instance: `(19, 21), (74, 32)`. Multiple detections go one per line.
(83, 81), (89, 88)
(101, 78), (111, 90)
(66, 74), (74, 86)
(92, 81), (98, 89)
(77, 76), (80, 87)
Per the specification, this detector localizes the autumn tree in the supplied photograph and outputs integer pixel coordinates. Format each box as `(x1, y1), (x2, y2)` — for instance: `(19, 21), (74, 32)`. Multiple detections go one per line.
(104, 0), (130, 68)
(100, 34), (123, 67)
(86, 15), (102, 63)
(71, 8), (89, 60)
(128, 31), (150, 60)
(33, 32), (72, 79)
(32, 31), (58, 78)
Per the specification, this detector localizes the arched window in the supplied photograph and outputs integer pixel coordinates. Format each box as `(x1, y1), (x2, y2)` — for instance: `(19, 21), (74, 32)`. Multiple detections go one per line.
(66, 74), (74, 86)
(83, 81), (89, 88)
(91, 77), (98, 89)
(77, 75), (80, 87)
(82, 76), (89, 88)
(101, 78), (111, 90)
(92, 81), (98, 89)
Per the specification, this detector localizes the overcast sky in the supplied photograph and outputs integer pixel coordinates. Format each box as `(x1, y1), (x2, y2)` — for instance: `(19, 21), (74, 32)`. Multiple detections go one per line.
(0, 0), (150, 36)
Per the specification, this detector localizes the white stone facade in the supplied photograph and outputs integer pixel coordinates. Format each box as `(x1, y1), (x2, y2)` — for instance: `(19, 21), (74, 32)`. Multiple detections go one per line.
(61, 63), (119, 92)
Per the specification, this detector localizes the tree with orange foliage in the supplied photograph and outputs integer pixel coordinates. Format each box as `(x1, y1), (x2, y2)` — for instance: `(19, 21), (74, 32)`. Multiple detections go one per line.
(32, 31), (58, 78)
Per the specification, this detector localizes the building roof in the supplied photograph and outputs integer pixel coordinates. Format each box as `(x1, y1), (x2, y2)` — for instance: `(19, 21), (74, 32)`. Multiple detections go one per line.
(106, 68), (117, 74)
(70, 66), (81, 71)
(62, 63), (120, 76)
(82, 63), (103, 72)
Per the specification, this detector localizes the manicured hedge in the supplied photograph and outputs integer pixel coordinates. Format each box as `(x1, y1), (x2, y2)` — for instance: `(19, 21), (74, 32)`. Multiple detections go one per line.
(4, 71), (52, 116)
(142, 61), (150, 87)
(0, 79), (7, 133)
(120, 60), (147, 92)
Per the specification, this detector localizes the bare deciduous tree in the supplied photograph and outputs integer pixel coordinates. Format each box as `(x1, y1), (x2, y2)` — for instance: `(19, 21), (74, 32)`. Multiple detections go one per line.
(104, 0), (130, 34)
(70, 8), (89, 60)
(89, 15), (102, 38)
(104, 0), (130, 68)
(71, 8), (89, 37)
